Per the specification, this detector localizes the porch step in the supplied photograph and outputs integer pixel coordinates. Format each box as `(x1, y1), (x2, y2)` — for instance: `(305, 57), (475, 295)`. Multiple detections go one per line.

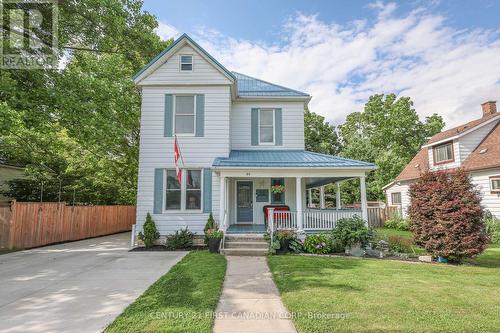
(225, 241), (268, 249)
(221, 248), (268, 256)
(225, 234), (266, 242)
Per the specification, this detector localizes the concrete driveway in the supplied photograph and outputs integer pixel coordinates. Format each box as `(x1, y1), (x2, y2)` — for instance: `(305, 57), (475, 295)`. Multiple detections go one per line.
(0, 233), (187, 333)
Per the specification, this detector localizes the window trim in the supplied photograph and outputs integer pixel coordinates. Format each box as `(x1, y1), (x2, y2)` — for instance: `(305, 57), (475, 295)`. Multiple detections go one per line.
(173, 94), (196, 136)
(490, 175), (500, 194)
(391, 192), (402, 206)
(179, 54), (193, 72)
(433, 141), (455, 165)
(163, 168), (203, 213)
(270, 178), (285, 204)
(258, 108), (275, 145)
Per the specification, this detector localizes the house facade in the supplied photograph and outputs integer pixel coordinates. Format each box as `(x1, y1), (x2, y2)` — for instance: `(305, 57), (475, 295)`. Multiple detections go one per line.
(133, 34), (376, 242)
(384, 101), (500, 218)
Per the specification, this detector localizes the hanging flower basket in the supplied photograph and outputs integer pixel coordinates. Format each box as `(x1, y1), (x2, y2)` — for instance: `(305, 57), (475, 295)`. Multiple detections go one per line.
(271, 185), (286, 194)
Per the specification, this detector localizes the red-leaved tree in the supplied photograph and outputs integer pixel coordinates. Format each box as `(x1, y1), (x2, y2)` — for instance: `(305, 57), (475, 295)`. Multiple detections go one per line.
(408, 169), (489, 261)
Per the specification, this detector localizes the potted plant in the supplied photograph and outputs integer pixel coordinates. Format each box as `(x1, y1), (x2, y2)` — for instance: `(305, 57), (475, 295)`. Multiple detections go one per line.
(206, 229), (224, 253)
(271, 184), (286, 194)
(276, 229), (295, 254)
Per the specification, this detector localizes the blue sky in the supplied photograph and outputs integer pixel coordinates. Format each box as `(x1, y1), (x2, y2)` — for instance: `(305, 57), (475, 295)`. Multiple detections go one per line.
(142, 0), (500, 127)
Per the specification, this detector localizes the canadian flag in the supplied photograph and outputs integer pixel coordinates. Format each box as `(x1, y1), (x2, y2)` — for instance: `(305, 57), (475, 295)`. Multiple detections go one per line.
(174, 136), (182, 185)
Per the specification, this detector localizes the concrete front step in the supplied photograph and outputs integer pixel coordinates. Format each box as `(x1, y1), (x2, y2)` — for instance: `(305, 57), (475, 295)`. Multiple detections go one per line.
(221, 248), (268, 256)
(225, 241), (268, 249)
(225, 234), (266, 242)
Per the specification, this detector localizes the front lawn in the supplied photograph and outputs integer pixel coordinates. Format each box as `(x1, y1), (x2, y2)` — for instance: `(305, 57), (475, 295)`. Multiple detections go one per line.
(105, 251), (226, 333)
(268, 247), (500, 332)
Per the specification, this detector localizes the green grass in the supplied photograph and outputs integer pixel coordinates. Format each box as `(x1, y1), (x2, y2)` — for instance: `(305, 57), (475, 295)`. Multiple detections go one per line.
(268, 247), (500, 332)
(105, 251), (226, 333)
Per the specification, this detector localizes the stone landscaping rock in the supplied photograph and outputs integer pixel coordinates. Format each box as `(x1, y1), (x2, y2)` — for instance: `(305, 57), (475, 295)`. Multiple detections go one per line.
(418, 255), (433, 263)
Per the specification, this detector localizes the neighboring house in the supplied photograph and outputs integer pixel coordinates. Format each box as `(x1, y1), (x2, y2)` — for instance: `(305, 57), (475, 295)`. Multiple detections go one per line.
(0, 164), (25, 201)
(132, 34), (376, 241)
(384, 101), (500, 218)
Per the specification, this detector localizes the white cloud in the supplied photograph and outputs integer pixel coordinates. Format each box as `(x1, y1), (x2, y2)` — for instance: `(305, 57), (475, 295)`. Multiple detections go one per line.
(192, 4), (500, 128)
(155, 22), (180, 41)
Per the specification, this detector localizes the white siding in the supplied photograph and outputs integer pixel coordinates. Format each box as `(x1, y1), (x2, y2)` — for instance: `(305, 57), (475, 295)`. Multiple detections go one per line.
(471, 168), (500, 219)
(385, 181), (413, 217)
(136, 85), (231, 235)
(227, 177), (298, 225)
(140, 44), (232, 85)
(230, 101), (305, 150)
(428, 139), (461, 171)
(459, 120), (499, 162)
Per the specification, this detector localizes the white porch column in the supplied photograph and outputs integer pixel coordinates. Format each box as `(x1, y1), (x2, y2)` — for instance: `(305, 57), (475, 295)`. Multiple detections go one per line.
(296, 177), (303, 230)
(307, 189), (312, 208)
(219, 175), (226, 230)
(320, 186), (325, 209)
(336, 183), (341, 210)
(360, 175), (368, 226)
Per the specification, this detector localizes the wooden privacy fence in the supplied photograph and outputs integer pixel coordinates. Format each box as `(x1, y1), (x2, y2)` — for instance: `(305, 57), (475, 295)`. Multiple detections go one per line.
(367, 206), (401, 227)
(0, 201), (136, 250)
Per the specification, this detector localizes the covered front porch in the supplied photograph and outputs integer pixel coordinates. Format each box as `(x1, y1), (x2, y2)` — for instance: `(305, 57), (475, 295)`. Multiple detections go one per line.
(213, 150), (376, 236)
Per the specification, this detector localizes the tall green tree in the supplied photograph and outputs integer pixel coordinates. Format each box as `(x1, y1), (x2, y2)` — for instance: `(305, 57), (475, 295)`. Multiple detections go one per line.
(338, 94), (444, 202)
(0, 0), (170, 203)
(304, 109), (340, 155)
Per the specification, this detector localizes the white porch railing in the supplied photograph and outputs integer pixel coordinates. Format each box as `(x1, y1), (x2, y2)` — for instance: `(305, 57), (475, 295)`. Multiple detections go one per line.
(267, 208), (362, 233)
(303, 208), (361, 231)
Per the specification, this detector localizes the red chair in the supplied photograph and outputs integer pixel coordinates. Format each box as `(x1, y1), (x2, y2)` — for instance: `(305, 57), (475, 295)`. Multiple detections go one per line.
(263, 205), (290, 227)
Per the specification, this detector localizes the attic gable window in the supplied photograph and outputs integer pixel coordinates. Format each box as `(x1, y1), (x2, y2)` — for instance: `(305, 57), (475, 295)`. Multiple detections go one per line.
(180, 55), (193, 71)
(433, 142), (454, 164)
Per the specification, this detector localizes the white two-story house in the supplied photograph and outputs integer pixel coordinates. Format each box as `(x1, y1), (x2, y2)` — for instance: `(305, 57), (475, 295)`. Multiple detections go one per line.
(384, 101), (500, 218)
(132, 34), (376, 243)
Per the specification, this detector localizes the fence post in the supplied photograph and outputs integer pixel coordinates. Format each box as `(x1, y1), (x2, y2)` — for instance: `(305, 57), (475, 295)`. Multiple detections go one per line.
(8, 200), (16, 249)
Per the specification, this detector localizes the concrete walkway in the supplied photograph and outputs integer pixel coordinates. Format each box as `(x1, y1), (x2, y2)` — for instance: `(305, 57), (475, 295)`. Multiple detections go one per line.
(0, 232), (187, 333)
(214, 256), (297, 333)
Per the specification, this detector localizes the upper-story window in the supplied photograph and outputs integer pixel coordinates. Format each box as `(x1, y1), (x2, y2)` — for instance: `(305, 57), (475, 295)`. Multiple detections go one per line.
(490, 176), (500, 194)
(433, 141), (454, 164)
(391, 192), (402, 205)
(175, 95), (195, 135)
(259, 109), (274, 144)
(180, 55), (193, 71)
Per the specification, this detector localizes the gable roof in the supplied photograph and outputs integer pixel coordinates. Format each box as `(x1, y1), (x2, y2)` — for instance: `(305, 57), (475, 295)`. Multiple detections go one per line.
(213, 150), (376, 169)
(394, 148), (430, 182)
(462, 122), (500, 172)
(133, 34), (310, 99)
(232, 72), (309, 97)
(424, 112), (500, 146)
(133, 33), (236, 84)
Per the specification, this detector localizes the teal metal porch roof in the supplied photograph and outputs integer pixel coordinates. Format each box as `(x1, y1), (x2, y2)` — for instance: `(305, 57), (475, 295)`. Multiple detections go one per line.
(213, 150), (376, 169)
(232, 72), (309, 97)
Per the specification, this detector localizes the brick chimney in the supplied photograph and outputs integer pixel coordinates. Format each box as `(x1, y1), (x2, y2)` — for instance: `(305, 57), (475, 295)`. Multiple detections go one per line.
(481, 101), (497, 117)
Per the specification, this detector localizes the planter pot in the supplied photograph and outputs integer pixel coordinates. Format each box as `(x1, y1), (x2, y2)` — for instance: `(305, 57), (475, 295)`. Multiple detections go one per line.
(276, 239), (290, 255)
(437, 256), (448, 263)
(346, 243), (364, 257)
(208, 238), (221, 253)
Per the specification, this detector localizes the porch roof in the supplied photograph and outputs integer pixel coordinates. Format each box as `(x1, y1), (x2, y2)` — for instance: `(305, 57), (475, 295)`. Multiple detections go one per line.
(213, 150), (376, 169)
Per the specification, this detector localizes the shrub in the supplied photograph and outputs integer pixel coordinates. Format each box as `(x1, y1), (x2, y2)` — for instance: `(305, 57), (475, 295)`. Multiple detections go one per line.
(166, 228), (194, 250)
(304, 234), (331, 254)
(206, 229), (224, 239)
(387, 235), (413, 254)
(483, 211), (500, 244)
(384, 214), (409, 231)
(409, 169), (489, 261)
(138, 213), (160, 248)
(268, 230), (303, 254)
(204, 213), (216, 244)
(276, 229), (295, 241)
(330, 215), (372, 249)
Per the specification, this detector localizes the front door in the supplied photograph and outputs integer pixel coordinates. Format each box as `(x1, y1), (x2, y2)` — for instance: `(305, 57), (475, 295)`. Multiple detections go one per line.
(236, 181), (253, 223)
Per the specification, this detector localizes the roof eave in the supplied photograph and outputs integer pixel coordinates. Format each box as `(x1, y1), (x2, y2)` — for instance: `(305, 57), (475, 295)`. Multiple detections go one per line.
(234, 95), (312, 103)
(212, 165), (377, 170)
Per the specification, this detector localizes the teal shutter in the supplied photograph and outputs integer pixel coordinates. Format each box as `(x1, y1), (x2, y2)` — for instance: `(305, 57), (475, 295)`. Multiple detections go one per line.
(275, 108), (282, 146)
(153, 168), (164, 214)
(164, 94), (173, 137)
(195, 94), (205, 137)
(203, 168), (212, 213)
(251, 108), (258, 145)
